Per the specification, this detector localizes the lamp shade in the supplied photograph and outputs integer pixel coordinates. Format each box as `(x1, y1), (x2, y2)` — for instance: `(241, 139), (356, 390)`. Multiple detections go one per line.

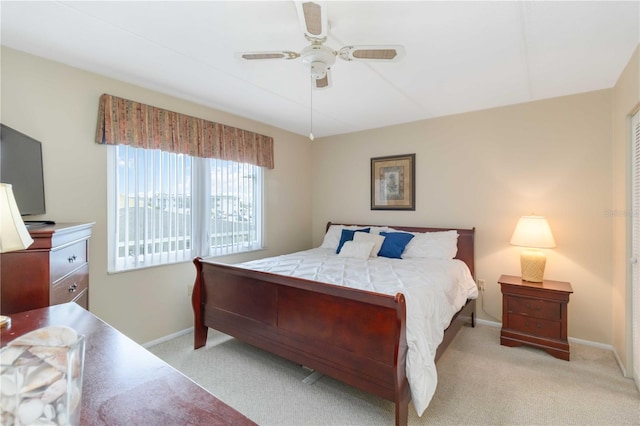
(0, 183), (34, 253)
(510, 215), (556, 249)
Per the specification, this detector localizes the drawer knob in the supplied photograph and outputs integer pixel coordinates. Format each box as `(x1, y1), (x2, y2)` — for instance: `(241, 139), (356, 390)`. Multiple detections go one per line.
(524, 321), (543, 330)
(525, 303), (541, 311)
(68, 255), (77, 263)
(68, 283), (78, 293)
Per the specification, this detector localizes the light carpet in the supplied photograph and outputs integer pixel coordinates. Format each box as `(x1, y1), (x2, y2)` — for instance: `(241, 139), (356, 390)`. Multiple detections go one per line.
(149, 324), (639, 425)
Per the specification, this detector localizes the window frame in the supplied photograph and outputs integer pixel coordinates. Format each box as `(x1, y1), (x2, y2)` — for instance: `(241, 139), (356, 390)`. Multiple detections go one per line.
(107, 145), (264, 273)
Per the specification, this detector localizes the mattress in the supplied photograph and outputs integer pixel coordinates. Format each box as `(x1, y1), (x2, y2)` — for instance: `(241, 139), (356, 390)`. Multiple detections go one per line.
(236, 247), (479, 415)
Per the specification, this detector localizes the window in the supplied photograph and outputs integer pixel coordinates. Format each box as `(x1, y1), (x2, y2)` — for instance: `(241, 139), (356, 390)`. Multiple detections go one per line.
(107, 144), (263, 272)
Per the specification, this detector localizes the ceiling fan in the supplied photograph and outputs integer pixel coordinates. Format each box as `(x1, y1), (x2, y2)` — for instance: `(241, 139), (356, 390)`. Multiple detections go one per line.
(237, 1), (404, 89)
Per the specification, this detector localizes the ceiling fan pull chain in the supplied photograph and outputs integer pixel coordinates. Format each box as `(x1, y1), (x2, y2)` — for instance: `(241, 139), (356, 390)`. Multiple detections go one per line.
(309, 75), (314, 141)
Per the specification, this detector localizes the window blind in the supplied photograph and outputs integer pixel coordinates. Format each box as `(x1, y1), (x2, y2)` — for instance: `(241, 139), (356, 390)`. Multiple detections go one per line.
(108, 144), (262, 272)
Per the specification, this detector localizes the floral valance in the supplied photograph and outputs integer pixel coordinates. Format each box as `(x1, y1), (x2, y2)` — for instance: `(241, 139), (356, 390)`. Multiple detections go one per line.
(95, 94), (274, 169)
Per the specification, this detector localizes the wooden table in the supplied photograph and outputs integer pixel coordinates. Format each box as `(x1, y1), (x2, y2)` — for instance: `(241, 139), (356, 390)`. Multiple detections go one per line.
(0, 303), (255, 425)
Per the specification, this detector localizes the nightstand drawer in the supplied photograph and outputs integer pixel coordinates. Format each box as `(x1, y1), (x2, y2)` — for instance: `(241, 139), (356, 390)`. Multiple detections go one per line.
(506, 296), (561, 320)
(51, 265), (89, 305)
(507, 313), (561, 340)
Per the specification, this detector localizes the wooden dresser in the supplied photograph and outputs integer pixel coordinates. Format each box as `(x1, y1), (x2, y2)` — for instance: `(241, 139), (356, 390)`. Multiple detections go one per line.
(0, 222), (94, 315)
(499, 274), (573, 360)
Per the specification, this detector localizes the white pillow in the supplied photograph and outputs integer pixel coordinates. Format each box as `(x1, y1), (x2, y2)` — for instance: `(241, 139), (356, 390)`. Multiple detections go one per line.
(353, 232), (385, 257)
(402, 230), (459, 259)
(320, 225), (363, 250)
(320, 225), (344, 249)
(338, 241), (375, 260)
(369, 226), (394, 235)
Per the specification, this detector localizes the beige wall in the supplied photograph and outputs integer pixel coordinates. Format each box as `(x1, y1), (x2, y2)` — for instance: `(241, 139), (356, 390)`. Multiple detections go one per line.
(0, 47), (313, 344)
(312, 90), (614, 344)
(3, 44), (638, 355)
(612, 45), (640, 376)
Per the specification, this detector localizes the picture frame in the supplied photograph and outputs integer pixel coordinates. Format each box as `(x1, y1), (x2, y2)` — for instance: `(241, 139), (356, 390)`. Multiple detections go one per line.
(371, 153), (415, 210)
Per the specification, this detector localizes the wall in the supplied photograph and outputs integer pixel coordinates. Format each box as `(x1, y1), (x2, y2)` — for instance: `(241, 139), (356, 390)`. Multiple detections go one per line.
(312, 90), (613, 344)
(0, 47), (313, 344)
(2, 44), (636, 351)
(612, 45), (640, 376)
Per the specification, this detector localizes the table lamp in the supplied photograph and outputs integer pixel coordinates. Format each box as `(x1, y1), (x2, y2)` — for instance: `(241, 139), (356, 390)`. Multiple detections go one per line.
(510, 215), (556, 282)
(0, 183), (34, 327)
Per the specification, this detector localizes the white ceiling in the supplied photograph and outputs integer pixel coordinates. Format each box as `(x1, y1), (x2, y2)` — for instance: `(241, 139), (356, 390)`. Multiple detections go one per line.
(1, 1), (639, 138)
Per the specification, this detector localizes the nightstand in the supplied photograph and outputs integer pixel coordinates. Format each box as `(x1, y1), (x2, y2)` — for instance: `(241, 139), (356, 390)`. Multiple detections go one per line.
(499, 274), (573, 360)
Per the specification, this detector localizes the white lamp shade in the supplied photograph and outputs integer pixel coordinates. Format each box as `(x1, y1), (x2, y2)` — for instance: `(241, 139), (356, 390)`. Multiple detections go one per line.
(510, 215), (556, 249)
(0, 183), (34, 253)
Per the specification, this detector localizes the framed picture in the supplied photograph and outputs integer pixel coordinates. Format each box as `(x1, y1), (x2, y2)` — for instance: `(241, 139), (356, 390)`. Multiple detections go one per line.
(371, 153), (415, 210)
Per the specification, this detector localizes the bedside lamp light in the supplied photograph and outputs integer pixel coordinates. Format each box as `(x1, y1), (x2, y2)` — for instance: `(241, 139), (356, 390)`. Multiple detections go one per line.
(510, 215), (556, 283)
(0, 183), (34, 327)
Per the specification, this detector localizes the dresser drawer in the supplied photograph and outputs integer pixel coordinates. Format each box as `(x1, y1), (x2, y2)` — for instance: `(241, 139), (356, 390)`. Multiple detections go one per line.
(507, 313), (562, 340)
(506, 296), (561, 321)
(51, 265), (89, 305)
(50, 240), (88, 283)
(72, 288), (89, 310)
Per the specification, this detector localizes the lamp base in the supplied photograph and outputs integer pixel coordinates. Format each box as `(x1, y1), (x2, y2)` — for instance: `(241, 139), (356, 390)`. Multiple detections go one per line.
(520, 249), (546, 282)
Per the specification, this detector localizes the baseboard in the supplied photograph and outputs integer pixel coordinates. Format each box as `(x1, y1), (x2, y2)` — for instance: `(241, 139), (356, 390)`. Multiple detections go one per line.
(568, 335), (615, 352)
(143, 327), (194, 349)
(611, 347), (628, 377)
(475, 318), (501, 328)
(476, 319), (615, 350)
(568, 336), (630, 376)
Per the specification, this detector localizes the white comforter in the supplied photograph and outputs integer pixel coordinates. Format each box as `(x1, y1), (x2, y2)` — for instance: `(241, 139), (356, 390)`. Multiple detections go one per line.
(235, 248), (478, 416)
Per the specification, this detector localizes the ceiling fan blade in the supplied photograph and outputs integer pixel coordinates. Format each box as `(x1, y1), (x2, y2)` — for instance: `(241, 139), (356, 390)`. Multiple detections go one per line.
(295, 1), (327, 39)
(338, 45), (405, 62)
(314, 69), (331, 89)
(237, 51), (299, 61)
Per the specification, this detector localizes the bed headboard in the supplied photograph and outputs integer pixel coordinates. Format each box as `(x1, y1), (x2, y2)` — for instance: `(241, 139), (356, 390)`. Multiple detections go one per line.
(326, 222), (476, 278)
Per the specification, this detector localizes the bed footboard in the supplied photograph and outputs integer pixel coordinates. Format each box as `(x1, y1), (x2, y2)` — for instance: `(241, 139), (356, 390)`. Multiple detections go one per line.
(192, 257), (411, 425)
(192, 223), (475, 425)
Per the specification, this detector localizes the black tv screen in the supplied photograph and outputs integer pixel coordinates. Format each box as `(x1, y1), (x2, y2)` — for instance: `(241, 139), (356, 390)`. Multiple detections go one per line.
(0, 124), (46, 216)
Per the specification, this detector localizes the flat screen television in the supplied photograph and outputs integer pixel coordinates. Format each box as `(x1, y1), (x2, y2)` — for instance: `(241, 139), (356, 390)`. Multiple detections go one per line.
(0, 124), (46, 216)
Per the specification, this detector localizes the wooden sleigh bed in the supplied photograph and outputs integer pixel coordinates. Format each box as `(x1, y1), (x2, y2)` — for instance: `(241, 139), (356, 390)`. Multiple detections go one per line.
(192, 223), (476, 426)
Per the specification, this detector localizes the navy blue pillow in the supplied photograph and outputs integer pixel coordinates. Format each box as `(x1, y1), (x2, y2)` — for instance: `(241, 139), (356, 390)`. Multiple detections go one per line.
(378, 232), (414, 259)
(336, 228), (371, 253)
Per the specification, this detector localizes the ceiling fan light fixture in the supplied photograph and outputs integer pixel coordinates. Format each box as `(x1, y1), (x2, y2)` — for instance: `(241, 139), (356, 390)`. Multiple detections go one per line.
(300, 44), (336, 69)
(310, 61), (328, 79)
(301, 44), (335, 87)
